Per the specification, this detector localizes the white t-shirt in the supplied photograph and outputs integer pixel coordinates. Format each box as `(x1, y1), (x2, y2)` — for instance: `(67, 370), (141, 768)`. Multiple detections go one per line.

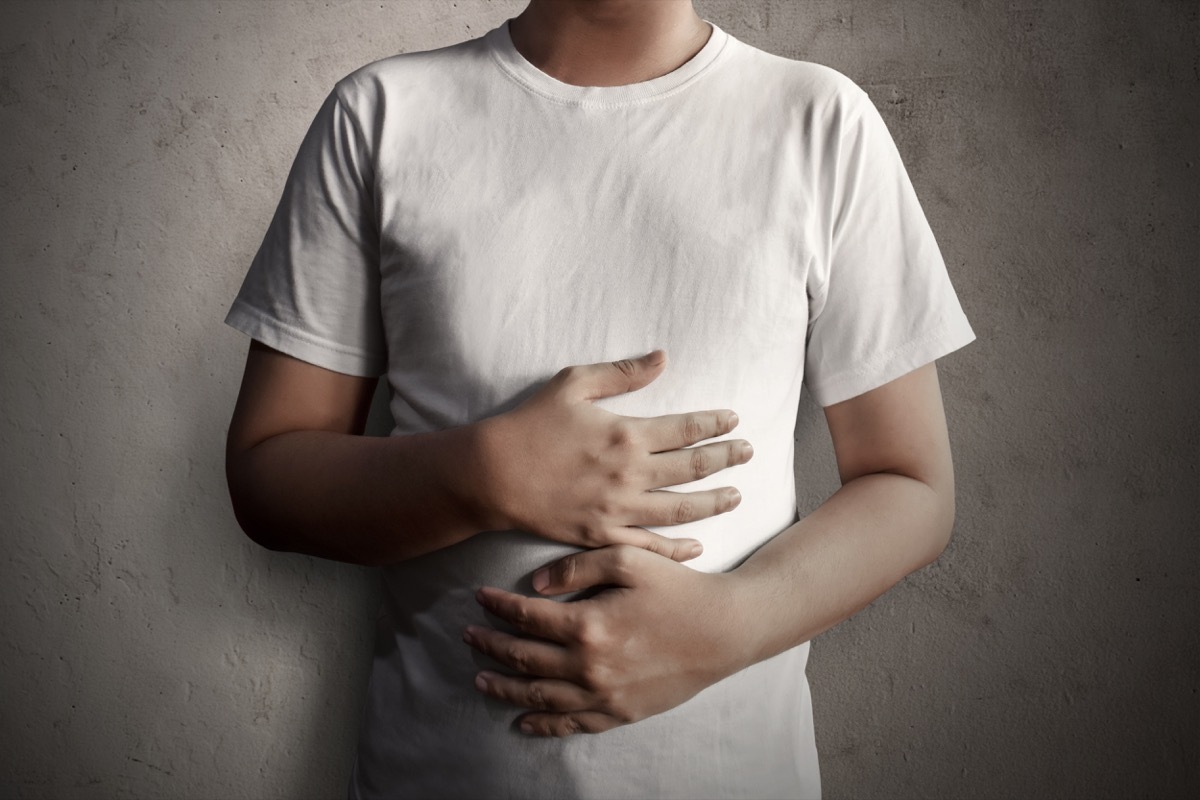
(226, 18), (975, 800)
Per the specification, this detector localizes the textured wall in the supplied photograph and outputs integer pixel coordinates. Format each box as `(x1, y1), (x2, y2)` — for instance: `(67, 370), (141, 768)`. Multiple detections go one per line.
(1, 1), (1195, 798)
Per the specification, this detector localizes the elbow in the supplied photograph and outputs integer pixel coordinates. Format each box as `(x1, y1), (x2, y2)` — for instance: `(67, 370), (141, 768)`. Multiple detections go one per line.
(231, 502), (285, 553)
(922, 479), (957, 566)
(225, 453), (285, 553)
(227, 485), (280, 553)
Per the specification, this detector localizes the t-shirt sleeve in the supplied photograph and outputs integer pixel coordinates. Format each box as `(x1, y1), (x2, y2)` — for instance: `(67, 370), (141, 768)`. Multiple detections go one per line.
(803, 87), (975, 407)
(224, 85), (386, 377)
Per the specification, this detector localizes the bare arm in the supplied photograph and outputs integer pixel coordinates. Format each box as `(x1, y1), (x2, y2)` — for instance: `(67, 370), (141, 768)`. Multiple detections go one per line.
(225, 341), (752, 567)
(463, 362), (959, 735)
(225, 341), (486, 565)
(728, 359), (956, 661)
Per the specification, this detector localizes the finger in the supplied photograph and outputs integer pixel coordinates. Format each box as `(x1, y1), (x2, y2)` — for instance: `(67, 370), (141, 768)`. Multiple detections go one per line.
(629, 487), (742, 528)
(474, 671), (594, 714)
(600, 527), (703, 566)
(637, 409), (740, 452)
(555, 350), (667, 402)
(517, 711), (622, 737)
(531, 545), (649, 596)
(646, 438), (754, 489)
(475, 586), (576, 642)
(463, 626), (572, 680)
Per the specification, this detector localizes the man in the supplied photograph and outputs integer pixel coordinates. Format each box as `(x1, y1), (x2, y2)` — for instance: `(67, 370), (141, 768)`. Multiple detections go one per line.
(224, 1), (975, 797)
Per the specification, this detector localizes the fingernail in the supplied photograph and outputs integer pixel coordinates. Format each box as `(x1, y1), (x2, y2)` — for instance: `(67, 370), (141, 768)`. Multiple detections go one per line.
(532, 569), (550, 593)
(727, 488), (742, 509)
(475, 673), (488, 692)
(727, 412), (739, 430)
(740, 441), (754, 461)
(519, 721), (534, 735)
(462, 628), (475, 645)
(689, 541), (704, 557)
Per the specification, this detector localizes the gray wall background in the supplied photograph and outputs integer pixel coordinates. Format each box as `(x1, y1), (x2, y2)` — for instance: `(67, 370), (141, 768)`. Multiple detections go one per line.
(1, 0), (1196, 797)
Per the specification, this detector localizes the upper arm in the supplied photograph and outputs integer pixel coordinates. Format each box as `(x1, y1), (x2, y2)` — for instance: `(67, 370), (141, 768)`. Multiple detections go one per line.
(822, 362), (955, 500)
(226, 340), (379, 462)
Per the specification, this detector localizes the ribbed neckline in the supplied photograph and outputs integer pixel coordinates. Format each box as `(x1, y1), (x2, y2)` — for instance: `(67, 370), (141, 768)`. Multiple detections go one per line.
(485, 18), (730, 107)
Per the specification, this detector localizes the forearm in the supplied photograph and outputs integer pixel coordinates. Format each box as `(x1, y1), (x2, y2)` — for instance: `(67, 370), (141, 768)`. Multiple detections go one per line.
(225, 349), (750, 568)
(227, 423), (494, 567)
(727, 471), (955, 667)
(464, 366), (964, 735)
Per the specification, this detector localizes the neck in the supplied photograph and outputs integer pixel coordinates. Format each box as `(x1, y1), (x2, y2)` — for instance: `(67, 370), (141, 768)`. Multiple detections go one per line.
(508, 0), (711, 87)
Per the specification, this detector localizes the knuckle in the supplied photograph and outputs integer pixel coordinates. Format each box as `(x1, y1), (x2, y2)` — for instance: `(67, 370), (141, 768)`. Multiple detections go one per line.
(575, 616), (604, 648)
(579, 662), (608, 692)
(577, 522), (602, 547)
(555, 554), (579, 587)
(640, 537), (665, 556)
(672, 497), (695, 525)
(505, 644), (529, 672)
(608, 421), (635, 450)
(512, 603), (531, 628)
(611, 544), (636, 574)
(556, 365), (580, 385)
(527, 683), (548, 710)
(689, 447), (711, 478)
(610, 467), (636, 489)
(611, 358), (636, 379)
(681, 414), (704, 443)
(559, 717), (584, 736)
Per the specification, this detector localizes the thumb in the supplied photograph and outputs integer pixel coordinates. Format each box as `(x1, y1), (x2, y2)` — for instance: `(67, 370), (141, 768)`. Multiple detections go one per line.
(569, 350), (667, 402)
(531, 537), (701, 596)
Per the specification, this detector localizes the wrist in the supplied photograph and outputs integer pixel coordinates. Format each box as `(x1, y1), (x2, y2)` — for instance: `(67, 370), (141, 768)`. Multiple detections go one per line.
(460, 413), (518, 532)
(715, 569), (771, 673)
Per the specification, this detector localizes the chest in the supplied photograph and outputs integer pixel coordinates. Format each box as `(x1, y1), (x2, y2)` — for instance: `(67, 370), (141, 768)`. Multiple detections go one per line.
(372, 102), (817, 420)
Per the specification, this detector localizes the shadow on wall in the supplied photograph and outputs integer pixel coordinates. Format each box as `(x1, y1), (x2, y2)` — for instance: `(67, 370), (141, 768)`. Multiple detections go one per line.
(278, 379), (394, 793)
(183, 365), (389, 795)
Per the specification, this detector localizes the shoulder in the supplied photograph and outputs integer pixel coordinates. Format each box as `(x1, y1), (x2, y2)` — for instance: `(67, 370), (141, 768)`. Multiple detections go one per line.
(327, 31), (492, 120)
(719, 33), (874, 123)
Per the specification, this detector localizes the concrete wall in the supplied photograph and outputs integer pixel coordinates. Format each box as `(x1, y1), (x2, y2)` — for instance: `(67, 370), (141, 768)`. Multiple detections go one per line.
(1, 1), (1195, 797)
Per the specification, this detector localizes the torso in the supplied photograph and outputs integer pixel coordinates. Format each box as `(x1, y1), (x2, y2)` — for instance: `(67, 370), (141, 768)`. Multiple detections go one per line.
(344, 19), (851, 798)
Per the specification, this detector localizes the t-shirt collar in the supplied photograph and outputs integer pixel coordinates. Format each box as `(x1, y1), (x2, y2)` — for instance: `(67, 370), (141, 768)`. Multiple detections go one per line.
(486, 17), (730, 107)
